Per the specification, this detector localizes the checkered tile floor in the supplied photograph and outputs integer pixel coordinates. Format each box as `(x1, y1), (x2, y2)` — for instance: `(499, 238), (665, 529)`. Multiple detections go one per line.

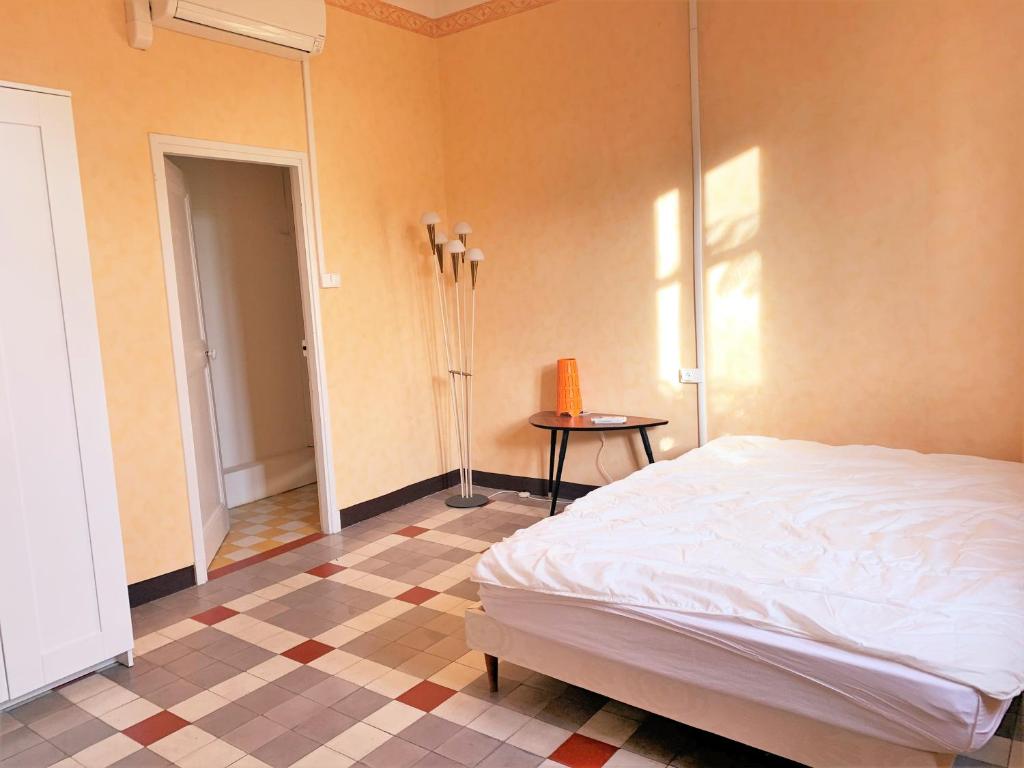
(2, 489), (1021, 768)
(209, 485), (321, 572)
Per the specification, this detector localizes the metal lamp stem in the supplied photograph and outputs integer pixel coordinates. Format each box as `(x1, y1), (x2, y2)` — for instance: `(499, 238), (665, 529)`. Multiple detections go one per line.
(425, 221), (486, 508)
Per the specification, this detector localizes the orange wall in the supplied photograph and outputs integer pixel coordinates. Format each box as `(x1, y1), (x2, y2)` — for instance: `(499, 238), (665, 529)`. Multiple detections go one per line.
(438, 1), (698, 486)
(1, 1), (308, 583)
(311, 9), (451, 507)
(699, 0), (1024, 460)
(2, 0), (1020, 584)
(0, 1), (448, 583)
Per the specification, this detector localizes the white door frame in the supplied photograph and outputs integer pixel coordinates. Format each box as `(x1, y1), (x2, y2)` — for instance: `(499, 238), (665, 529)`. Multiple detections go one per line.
(150, 134), (338, 586)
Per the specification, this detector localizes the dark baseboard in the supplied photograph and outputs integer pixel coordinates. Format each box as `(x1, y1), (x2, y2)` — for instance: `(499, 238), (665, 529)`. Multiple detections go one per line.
(337, 468), (598, 530)
(128, 565), (196, 608)
(472, 471), (598, 501)
(340, 469), (461, 528)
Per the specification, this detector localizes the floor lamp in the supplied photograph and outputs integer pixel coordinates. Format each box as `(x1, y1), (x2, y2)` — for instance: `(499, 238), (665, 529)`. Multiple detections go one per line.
(421, 212), (488, 508)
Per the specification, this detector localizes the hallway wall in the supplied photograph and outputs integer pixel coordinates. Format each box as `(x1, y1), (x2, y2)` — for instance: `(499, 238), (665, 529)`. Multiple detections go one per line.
(176, 158), (315, 507)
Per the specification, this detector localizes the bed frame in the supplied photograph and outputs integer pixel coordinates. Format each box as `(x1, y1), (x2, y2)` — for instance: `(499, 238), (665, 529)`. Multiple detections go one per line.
(465, 607), (954, 768)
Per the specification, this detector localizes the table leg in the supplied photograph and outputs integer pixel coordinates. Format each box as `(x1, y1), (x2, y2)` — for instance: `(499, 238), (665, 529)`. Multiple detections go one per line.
(639, 426), (655, 464)
(547, 429), (557, 497)
(550, 429), (570, 516)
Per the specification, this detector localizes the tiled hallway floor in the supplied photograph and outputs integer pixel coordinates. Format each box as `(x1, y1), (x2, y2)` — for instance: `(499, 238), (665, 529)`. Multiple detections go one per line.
(2, 489), (1021, 768)
(209, 485), (321, 572)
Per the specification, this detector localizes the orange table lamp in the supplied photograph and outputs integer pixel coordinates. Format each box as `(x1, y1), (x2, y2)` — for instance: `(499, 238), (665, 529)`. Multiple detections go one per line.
(556, 358), (583, 416)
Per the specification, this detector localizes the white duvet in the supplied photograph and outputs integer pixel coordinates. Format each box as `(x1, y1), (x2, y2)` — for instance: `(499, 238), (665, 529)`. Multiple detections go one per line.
(472, 436), (1024, 698)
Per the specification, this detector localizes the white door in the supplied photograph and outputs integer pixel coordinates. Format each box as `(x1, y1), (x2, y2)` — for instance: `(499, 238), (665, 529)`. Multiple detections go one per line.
(165, 159), (229, 566)
(0, 84), (131, 698)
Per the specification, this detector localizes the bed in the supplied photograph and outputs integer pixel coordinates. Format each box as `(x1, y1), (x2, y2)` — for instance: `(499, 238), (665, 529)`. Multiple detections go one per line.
(466, 436), (1024, 768)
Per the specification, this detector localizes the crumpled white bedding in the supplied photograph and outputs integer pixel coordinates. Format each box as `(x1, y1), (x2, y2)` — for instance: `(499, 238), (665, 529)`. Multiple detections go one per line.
(472, 436), (1024, 698)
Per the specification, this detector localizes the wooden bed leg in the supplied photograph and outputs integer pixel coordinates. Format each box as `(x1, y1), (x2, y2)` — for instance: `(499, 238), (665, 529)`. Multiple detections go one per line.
(484, 654), (499, 692)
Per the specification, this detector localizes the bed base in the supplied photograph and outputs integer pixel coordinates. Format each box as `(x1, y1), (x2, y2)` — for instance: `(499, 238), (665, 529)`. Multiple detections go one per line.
(465, 607), (953, 768)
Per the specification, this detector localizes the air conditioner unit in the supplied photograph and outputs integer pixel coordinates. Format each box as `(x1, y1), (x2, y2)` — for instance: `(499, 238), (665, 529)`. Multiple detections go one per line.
(150, 0), (326, 59)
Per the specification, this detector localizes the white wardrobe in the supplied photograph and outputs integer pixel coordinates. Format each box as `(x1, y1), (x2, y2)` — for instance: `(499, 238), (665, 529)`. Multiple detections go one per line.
(0, 82), (132, 705)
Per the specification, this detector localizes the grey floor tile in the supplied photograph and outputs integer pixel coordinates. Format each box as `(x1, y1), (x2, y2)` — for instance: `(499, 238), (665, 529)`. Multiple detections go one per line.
(235, 683), (294, 714)
(294, 708), (356, 745)
(7, 694), (70, 725)
(46, 717), (116, 756)
(141, 641), (193, 667)
(162, 650), (216, 678)
(276, 666), (330, 694)
(222, 716), (288, 753)
(0, 727), (44, 761)
(27, 704), (93, 740)
(251, 729), (319, 768)
(412, 751), (464, 768)
(0, 740), (66, 768)
(399, 714), (463, 751)
(303, 677), (360, 707)
(193, 702), (257, 737)
(108, 748), (173, 767)
(265, 694), (324, 729)
(180, 659), (239, 688)
(363, 737), (429, 768)
(436, 728), (502, 767)
(477, 743), (544, 768)
(144, 678), (204, 709)
(332, 688), (391, 720)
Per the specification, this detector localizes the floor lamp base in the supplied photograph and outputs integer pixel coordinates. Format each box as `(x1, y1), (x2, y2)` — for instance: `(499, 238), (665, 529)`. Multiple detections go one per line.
(446, 493), (489, 509)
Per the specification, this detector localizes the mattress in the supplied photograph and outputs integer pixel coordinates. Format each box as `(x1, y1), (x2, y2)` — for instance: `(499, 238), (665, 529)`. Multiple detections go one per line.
(479, 583), (1010, 754)
(474, 436), (1024, 698)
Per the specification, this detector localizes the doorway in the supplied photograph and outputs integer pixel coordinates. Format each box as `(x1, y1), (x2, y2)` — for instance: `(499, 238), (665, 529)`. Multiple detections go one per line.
(151, 136), (336, 585)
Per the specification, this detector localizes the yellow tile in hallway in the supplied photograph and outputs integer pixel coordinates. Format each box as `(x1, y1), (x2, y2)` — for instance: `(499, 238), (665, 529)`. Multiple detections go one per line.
(209, 483), (320, 571)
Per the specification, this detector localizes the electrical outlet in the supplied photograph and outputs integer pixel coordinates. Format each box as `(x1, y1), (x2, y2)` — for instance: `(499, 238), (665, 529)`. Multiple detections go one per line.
(679, 367), (703, 384)
(321, 272), (341, 288)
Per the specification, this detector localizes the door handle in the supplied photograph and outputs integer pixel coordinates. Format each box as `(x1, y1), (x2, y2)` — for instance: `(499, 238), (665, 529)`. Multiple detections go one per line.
(205, 348), (217, 361)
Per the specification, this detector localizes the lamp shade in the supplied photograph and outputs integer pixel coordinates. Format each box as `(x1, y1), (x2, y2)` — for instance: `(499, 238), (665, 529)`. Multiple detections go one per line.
(453, 221), (472, 235)
(447, 240), (466, 254)
(434, 231), (449, 245)
(556, 358), (583, 416)
(420, 211), (441, 225)
(467, 248), (484, 262)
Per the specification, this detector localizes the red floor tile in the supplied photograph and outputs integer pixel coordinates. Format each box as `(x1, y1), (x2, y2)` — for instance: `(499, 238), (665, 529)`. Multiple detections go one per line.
(397, 680), (457, 712)
(306, 562), (346, 578)
(122, 711), (190, 746)
(208, 533), (326, 580)
(396, 586), (438, 605)
(191, 605), (239, 626)
(396, 526), (429, 537)
(549, 734), (618, 768)
(282, 639), (334, 664)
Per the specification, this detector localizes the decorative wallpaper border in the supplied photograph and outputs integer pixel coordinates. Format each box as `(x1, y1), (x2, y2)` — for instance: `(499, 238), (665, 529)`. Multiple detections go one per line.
(326, 0), (559, 38)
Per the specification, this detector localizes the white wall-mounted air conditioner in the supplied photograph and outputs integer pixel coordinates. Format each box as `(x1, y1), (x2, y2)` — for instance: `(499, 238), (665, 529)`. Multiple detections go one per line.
(150, 0), (326, 59)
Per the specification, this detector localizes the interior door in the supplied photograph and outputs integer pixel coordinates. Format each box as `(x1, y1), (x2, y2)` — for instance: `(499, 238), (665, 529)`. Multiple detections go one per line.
(0, 84), (131, 698)
(165, 159), (229, 565)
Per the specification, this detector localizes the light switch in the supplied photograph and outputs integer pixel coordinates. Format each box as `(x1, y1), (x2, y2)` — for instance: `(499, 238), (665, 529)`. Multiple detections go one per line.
(321, 272), (341, 288)
(679, 368), (703, 384)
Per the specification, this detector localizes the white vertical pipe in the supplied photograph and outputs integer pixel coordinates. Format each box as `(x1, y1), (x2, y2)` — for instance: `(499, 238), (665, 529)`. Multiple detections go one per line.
(689, 0), (708, 447)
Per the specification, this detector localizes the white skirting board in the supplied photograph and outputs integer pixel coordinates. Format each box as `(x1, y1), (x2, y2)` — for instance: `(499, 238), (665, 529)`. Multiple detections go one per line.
(464, 608), (954, 768)
(223, 447), (316, 508)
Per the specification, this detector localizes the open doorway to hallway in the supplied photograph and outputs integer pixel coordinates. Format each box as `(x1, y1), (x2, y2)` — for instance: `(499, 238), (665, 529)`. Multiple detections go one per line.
(161, 153), (326, 577)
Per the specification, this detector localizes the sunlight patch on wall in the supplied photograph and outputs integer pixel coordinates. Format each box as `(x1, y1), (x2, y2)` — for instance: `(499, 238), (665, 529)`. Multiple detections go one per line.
(653, 188), (685, 392)
(707, 250), (762, 388)
(657, 281), (682, 384)
(705, 147), (760, 254)
(656, 189), (681, 280)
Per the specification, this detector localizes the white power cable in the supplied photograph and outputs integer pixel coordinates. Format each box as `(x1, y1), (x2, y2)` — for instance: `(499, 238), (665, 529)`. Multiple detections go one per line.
(596, 432), (613, 484)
